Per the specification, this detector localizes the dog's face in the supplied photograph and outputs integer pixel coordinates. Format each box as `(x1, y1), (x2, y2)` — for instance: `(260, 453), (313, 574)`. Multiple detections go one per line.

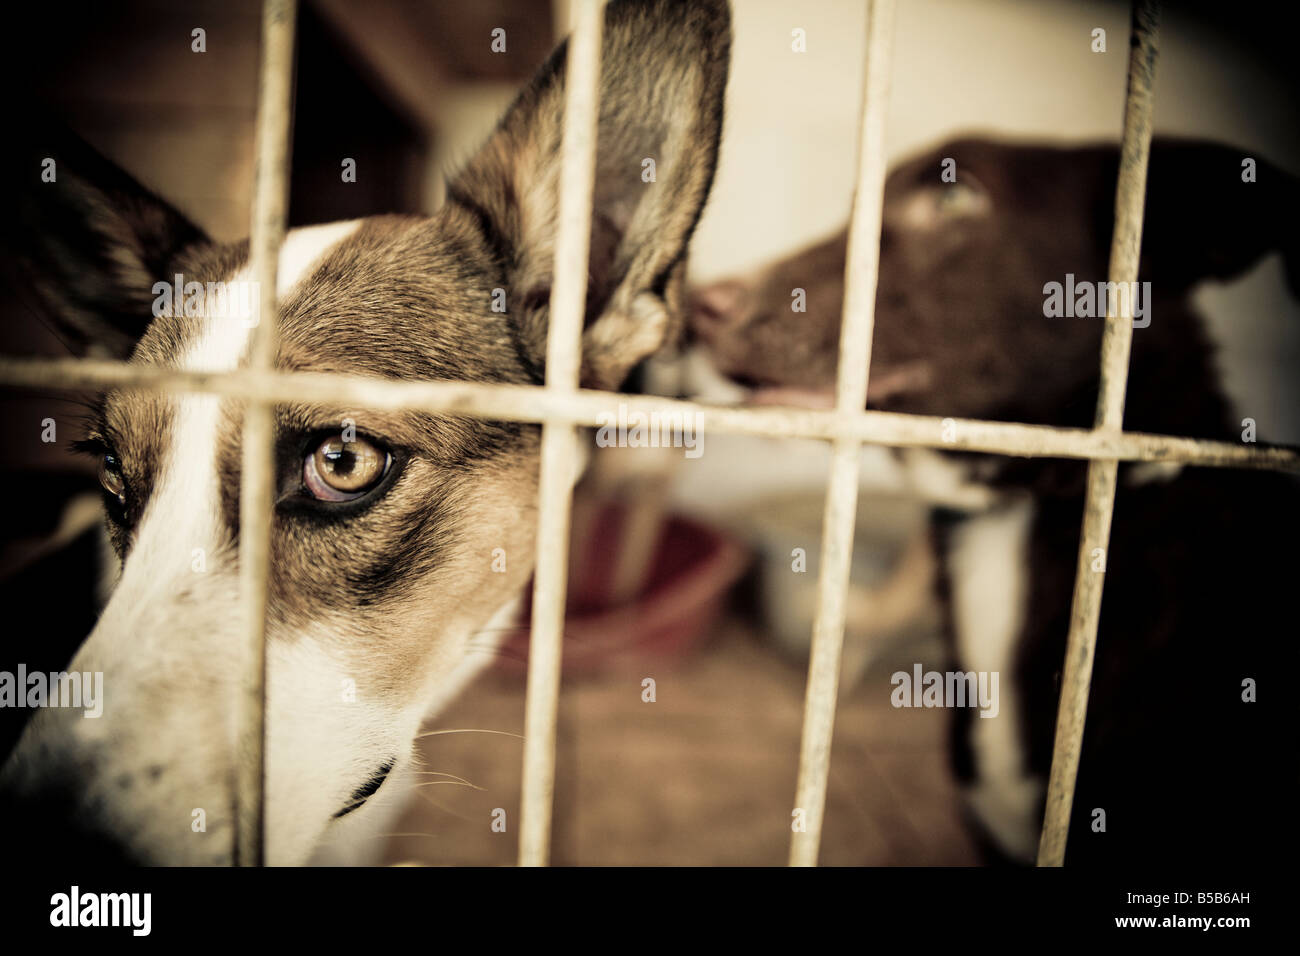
(0, 0), (730, 864)
(691, 138), (1296, 438)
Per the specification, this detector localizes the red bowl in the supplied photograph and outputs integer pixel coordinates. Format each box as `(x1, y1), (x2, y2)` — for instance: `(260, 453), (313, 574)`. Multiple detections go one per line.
(498, 503), (749, 676)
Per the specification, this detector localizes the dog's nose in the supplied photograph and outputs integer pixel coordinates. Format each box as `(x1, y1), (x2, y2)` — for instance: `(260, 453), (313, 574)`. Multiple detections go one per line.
(688, 279), (750, 343)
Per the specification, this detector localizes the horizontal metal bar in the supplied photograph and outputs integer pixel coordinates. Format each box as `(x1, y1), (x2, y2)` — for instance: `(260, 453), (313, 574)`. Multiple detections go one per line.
(1, 356), (1293, 473)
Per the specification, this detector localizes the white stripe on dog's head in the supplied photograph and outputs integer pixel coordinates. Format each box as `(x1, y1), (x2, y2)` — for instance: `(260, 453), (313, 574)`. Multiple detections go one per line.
(153, 219), (367, 596)
(182, 220), (364, 374)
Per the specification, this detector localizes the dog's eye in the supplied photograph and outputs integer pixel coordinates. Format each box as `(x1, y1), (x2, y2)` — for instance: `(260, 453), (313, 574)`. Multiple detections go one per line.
(935, 182), (988, 217)
(98, 454), (127, 508)
(303, 435), (390, 502)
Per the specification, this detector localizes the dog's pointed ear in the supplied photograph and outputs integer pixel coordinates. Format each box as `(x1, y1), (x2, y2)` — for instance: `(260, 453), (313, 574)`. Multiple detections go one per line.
(448, 0), (731, 390)
(1134, 139), (1300, 296)
(1, 118), (209, 358)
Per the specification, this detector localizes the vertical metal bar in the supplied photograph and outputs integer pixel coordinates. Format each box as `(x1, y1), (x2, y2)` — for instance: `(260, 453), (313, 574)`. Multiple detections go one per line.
(1037, 0), (1160, 867)
(235, 0), (297, 868)
(789, 0), (895, 867)
(518, 0), (603, 868)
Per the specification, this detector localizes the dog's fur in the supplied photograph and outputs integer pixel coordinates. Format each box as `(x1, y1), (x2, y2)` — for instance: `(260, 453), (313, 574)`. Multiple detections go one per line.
(690, 137), (1300, 865)
(0, 0), (730, 865)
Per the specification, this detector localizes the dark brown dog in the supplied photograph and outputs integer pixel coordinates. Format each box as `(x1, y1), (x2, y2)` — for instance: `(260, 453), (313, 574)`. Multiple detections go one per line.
(691, 137), (1300, 865)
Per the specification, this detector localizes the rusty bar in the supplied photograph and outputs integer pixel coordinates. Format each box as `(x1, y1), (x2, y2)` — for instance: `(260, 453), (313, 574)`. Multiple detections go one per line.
(234, 0), (297, 868)
(1037, 0), (1161, 867)
(0, 356), (1293, 473)
(518, 0), (603, 868)
(790, 0), (896, 867)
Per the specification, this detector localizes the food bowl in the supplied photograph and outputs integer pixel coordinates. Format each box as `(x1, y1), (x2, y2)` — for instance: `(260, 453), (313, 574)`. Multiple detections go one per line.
(498, 501), (749, 676)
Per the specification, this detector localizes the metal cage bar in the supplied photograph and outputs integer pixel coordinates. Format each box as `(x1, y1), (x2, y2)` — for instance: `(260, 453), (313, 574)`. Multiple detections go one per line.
(0, 0), (1286, 868)
(3, 357), (1289, 473)
(789, 0), (896, 868)
(235, 0), (297, 868)
(518, 0), (604, 868)
(1037, 0), (1161, 867)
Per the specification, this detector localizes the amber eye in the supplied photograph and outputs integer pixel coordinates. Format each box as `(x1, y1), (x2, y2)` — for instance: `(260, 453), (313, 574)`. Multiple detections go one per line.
(98, 454), (126, 508)
(303, 435), (390, 502)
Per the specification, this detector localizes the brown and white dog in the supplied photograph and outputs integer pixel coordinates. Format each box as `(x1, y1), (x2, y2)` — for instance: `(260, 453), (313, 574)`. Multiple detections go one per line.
(690, 138), (1300, 865)
(0, 0), (730, 865)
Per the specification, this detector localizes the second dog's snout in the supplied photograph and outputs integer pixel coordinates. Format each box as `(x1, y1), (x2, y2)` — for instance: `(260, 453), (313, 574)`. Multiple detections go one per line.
(688, 279), (750, 342)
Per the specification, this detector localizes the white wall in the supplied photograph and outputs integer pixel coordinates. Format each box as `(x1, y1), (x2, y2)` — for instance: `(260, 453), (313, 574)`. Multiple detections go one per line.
(671, 0), (1299, 516)
(693, 0), (1299, 281)
(431, 0), (1299, 488)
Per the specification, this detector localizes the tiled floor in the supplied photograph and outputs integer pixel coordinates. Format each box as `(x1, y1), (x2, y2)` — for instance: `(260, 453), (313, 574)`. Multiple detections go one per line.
(385, 614), (979, 866)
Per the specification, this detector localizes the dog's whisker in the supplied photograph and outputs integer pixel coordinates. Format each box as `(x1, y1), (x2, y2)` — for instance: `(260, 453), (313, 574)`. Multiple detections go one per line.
(408, 769), (471, 777)
(415, 728), (524, 740)
(412, 779), (482, 790)
(409, 770), (482, 788)
(409, 789), (481, 824)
